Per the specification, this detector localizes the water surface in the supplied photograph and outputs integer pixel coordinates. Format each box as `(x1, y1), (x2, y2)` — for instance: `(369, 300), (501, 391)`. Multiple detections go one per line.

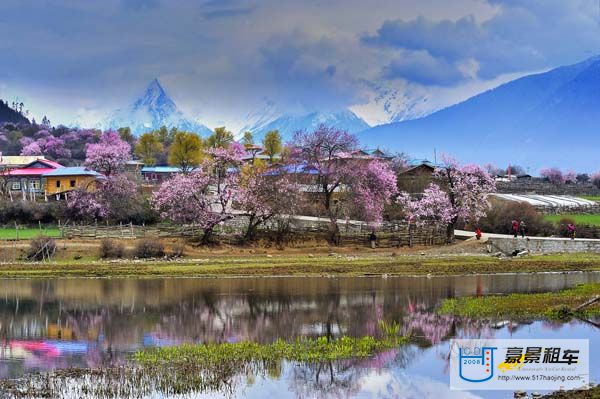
(0, 272), (598, 398)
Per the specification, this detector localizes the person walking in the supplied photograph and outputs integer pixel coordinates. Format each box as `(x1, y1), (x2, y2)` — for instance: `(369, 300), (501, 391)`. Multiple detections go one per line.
(475, 227), (482, 240)
(511, 220), (519, 238)
(519, 221), (527, 238)
(369, 230), (377, 249)
(567, 223), (576, 240)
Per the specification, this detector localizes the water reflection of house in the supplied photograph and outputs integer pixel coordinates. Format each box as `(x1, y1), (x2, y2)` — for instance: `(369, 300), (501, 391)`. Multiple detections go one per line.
(47, 324), (76, 340)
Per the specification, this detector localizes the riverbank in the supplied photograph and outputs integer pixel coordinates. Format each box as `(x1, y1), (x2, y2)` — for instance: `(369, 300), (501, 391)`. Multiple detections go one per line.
(0, 252), (600, 278)
(439, 283), (600, 320)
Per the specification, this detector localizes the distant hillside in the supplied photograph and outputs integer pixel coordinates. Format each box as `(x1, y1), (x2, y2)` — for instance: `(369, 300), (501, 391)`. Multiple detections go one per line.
(0, 100), (29, 124)
(359, 56), (600, 171)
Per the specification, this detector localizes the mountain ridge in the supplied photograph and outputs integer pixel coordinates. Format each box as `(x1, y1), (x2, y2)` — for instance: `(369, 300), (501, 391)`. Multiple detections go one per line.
(359, 56), (600, 171)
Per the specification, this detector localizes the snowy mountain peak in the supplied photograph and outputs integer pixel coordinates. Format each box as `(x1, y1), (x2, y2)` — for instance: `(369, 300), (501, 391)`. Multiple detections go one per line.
(104, 79), (212, 136)
(133, 78), (176, 116)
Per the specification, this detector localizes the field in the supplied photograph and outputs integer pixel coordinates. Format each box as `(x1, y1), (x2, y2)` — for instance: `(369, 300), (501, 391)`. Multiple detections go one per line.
(578, 195), (600, 202)
(0, 227), (61, 240)
(543, 213), (600, 226)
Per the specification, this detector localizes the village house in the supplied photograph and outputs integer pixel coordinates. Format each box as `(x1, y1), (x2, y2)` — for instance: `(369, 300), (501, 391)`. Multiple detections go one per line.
(42, 167), (104, 199)
(396, 160), (437, 194)
(141, 166), (185, 184)
(2, 159), (63, 200)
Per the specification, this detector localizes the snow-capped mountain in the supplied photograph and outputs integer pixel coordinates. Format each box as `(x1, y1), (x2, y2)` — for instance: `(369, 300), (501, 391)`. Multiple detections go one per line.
(350, 82), (436, 126)
(239, 104), (370, 141)
(104, 79), (212, 136)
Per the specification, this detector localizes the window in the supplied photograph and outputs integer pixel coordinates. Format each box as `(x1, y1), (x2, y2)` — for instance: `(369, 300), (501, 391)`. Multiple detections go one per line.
(70, 180), (76, 187)
(56, 180), (61, 188)
(11, 182), (20, 190)
(29, 180), (40, 190)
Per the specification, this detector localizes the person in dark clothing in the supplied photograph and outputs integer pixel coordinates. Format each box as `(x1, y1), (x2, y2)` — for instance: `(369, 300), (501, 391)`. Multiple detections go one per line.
(511, 220), (519, 238)
(369, 231), (377, 249)
(519, 221), (527, 238)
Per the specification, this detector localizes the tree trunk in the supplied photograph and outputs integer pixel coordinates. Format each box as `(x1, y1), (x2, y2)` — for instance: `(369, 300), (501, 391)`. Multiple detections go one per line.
(446, 221), (455, 243)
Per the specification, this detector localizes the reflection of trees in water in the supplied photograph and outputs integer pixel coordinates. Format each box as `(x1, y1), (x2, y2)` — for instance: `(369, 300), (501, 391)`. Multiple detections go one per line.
(0, 280), (503, 380)
(289, 360), (363, 399)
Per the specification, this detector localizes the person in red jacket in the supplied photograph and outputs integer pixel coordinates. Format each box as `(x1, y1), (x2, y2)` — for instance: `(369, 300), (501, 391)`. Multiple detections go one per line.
(475, 227), (482, 240)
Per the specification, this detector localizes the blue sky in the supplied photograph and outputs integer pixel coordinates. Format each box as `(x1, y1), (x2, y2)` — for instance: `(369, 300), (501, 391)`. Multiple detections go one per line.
(1, 0), (600, 129)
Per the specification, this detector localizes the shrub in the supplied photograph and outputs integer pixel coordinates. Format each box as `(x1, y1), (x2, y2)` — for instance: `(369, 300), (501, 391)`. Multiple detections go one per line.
(99, 238), (125, 259)
(26, 236), (57, 261)
(134, 238), (164, 258)
(477, 199), (554, 236)
(0, 200), (59, 224)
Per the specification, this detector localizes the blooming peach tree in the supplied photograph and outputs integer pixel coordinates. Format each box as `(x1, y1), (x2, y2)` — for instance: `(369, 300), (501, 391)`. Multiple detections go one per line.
(85, 131), (131, 176)
(152, 142), (245, 242)
(398, 157), (496, 241)
(291, 125), (397, 243)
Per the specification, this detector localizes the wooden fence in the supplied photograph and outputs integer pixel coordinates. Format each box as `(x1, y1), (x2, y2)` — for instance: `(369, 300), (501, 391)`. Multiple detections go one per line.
(59, 218), (446, 247)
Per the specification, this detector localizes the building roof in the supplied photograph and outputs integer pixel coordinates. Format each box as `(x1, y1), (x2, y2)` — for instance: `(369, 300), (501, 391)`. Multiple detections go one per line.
(141, 166), (185, 173)
(42, 167), (103, 177)
(0, 155), (47, 166)
(4, 159), (64, 176)
(265, 163), (319, 175)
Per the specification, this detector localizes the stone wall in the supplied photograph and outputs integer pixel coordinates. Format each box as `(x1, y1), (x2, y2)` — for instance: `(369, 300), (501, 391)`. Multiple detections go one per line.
(487, 236), (600, 254)
(496, 180), (600, 196)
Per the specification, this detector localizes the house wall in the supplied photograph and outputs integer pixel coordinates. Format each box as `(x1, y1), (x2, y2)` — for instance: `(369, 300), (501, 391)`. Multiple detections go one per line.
(45, 176), (97, 195)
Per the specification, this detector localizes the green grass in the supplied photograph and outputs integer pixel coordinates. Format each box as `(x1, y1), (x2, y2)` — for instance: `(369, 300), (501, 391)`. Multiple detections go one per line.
(579, 195), (600, 202)
(438, 283), (600, 320)
(0, 227), (61, 240)
(544, 213), (600, 226)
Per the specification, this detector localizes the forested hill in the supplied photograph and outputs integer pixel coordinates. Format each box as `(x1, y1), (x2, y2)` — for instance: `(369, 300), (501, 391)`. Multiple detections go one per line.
(0, 100), (29, 124)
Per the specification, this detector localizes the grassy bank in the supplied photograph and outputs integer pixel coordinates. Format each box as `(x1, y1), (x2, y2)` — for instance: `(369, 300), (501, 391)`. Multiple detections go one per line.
(0, 227), (60, 239)
(544, 213), (600, 227)
(438, 283), (600, 320)
(0, 252), (599, 278)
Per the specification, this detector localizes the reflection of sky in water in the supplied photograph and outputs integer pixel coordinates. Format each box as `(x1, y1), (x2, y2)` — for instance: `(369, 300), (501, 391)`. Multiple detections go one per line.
(185, 321), (598, 399)
(0, 275), (597, 398)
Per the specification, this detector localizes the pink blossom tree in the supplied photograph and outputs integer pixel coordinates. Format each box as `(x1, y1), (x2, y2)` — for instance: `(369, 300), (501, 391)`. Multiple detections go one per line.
(235, 163), (298, 241)
(152, 143), (245, 242)
(352, 159), (398, 225)
(397, 183), (454, 228)
(66, 174), (143, 222)
(540, 168), (564, 184)
(66, 190), (108, 220)
(291, 125), (397, 243)
(84, 131), (131, 176)
(398, 157), (496, 242)
(564, 171), (577, 184)
(434, 157), (496, 241)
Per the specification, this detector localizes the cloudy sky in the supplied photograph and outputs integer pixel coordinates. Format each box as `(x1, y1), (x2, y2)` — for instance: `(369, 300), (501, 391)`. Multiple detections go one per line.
(1, 0), (600, 130)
